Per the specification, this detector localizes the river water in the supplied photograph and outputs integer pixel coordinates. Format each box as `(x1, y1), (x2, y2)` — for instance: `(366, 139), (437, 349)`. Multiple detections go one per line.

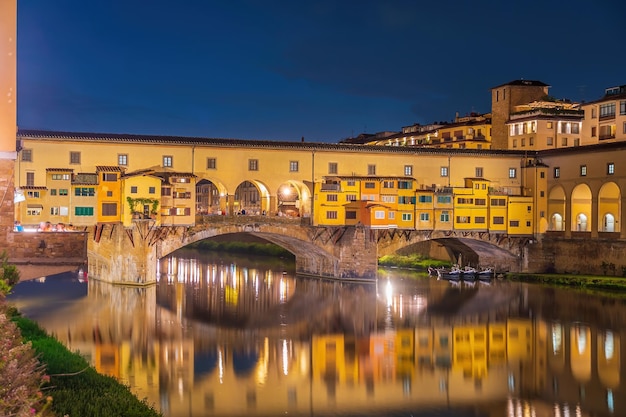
(7, 248), (626, 417)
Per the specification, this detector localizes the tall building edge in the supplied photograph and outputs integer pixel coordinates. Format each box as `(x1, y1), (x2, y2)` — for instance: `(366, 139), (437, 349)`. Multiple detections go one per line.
(0, 0), (17, 245)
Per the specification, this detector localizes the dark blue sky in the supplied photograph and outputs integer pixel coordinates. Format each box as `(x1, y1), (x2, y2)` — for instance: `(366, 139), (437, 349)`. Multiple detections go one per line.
(17, 0), (626, 143)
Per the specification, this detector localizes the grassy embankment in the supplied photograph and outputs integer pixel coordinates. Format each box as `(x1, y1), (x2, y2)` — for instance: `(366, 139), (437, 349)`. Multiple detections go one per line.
(377, 254), (451, 271)
(8, 308), (163, 417)
(378, 253), (626, 293)
(505, 272), (626, 293)
(0, 248), (162, 417)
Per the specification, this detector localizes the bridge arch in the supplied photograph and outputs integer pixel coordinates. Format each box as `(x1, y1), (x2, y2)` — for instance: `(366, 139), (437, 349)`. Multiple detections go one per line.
(376, 230), (523, 272)
(155, 219), (378, 280)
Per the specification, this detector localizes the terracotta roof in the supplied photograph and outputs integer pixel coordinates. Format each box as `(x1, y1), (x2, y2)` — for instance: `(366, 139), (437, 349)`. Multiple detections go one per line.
(72, 173), (98, 185)
(20, 186), (47, 190)
(96, 166), (125, 172)
(322, 176), (416, 181)
(46, 168), (74, 172)
(491, 79), (550, 89)
(16, 128), (523, 156)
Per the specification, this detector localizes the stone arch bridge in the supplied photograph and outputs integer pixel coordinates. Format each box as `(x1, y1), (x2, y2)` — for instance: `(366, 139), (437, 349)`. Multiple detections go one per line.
(87, 216), (528, 285)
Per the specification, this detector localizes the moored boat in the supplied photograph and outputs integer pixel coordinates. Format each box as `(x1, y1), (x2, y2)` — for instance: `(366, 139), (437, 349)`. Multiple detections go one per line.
(477, 267), (495, 281)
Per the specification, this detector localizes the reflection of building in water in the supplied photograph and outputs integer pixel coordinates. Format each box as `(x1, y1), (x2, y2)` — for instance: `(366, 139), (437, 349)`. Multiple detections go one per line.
(26, 265), (626, 417)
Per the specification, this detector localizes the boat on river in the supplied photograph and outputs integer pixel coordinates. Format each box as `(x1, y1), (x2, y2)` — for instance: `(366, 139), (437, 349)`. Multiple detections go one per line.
(477, 267), (495, 281)
(430, 265), (493, 282)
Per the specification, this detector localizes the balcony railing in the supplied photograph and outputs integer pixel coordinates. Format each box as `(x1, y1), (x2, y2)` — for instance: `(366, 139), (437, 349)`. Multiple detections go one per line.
(599, 113), (616, 121)
(320, 184), (341, 191)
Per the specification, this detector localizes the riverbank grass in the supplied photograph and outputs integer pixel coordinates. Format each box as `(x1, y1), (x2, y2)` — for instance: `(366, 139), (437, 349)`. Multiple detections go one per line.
(11, 312), (162, 417)
(378, 254), (451, 271)
(506, 273), (626, 292)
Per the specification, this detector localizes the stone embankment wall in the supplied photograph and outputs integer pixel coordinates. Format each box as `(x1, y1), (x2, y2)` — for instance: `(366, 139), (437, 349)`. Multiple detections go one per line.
(6, 231), (87, 265)
(527, 237), (626, 276)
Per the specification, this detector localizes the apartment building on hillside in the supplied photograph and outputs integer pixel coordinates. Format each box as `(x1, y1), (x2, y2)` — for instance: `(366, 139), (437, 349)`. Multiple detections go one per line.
(581, 85), (626, 145)
(506, 100), (583, 150)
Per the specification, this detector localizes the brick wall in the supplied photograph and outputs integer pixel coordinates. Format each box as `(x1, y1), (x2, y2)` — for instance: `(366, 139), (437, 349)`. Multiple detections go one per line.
(528, 237), (626, 276)
(8, 231), (87, 264)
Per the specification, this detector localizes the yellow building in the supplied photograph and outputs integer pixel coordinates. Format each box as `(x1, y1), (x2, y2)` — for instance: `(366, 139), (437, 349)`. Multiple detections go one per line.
(70, 173), (98, 227)
(157, 172), (196, 227)
(96, 166), (124, 224)
(364, 113), (491, 150)
(45, 168), (72, 227)
(315, 176), (416, 229)
(121, 169), (163, 227)
(452, 178), (489, 232)
(414, 189), (434, 230)
(433, 113), (492, 149)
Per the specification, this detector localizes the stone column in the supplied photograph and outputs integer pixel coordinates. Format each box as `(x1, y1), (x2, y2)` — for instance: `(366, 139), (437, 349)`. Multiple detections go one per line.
(564, 186), (572, 238)
(591, 186), (599, 238)
(621, 193), (626, 239)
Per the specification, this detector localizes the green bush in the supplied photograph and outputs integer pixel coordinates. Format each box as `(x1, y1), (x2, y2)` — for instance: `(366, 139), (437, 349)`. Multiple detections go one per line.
(0, 250), (20, 293)
(0, 307), (52, 417)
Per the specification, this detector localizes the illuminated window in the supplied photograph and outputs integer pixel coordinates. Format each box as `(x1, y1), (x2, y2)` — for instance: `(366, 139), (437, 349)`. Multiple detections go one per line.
(118, 154), (128, 166)
(440, 167), (448, 177)
(163, 155), (173, 167)
(608, 163), (615, 175)
(404, 165), (413, 176)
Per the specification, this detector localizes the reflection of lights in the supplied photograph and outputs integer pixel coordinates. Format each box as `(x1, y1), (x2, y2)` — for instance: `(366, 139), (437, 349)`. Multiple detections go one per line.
(218, 348), (224, 384)
(576, 325), (588, 354)
(255, 338), (269, 385)
(552, 322), (562, 355)
(385, 280), (393, 307)
(608, 389), (614, 413)
(280, 279), (287, 302)
(604, 330), (614, 360)
(281, 339), (289, 376)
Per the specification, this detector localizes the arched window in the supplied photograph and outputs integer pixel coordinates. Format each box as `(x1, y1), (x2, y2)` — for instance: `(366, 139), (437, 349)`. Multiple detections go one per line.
(603, 213), (615, 232)
(551, 213), (564, 231)
(576, 213), (588, 231)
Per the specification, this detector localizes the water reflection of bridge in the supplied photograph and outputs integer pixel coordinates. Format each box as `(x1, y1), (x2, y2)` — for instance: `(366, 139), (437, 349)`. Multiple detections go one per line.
(14, 263), (626, 417)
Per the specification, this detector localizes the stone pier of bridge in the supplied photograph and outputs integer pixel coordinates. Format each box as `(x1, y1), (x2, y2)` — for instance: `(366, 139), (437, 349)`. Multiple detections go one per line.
(87, 217), (379, 284)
